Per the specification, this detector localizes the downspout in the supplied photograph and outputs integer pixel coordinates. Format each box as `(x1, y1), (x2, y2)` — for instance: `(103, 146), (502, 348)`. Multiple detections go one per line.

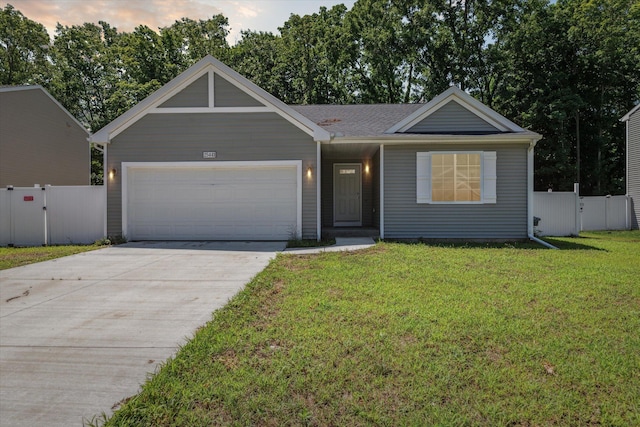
(625, 119), (630, 230)
(317, 141), (321, 241)
(527, 139), (558, 249)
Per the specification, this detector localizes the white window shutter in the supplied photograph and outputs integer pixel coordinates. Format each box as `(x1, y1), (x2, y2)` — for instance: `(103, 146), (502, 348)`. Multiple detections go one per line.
(483, 151), (497, 203)
(416, 152), (431, 203)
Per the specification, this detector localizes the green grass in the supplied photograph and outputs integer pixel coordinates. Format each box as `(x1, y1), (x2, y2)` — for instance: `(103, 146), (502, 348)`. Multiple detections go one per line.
(104, 231), (639, 426)
(0, 245), (100, 270)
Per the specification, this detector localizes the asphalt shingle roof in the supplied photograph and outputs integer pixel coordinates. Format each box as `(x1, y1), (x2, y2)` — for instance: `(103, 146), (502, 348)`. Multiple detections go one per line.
(290, 104), (424, 137)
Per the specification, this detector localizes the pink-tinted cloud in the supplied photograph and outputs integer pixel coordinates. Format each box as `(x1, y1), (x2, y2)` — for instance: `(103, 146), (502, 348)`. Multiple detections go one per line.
(8, 0), (355, 44)
(10, 0), (225, 36)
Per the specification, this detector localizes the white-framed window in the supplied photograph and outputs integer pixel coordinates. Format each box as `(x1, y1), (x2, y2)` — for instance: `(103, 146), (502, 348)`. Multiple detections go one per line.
(417, 151), (497, 204)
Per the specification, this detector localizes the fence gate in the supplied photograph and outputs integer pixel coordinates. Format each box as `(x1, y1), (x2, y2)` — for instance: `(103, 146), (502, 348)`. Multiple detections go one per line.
(533, 188), (630, 237)
(0, 186), (106, 246)
(0, 187), (47, 246)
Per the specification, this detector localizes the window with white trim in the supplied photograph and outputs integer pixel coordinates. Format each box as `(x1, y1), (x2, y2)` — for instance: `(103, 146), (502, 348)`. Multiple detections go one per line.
(417, 151), (496, 204)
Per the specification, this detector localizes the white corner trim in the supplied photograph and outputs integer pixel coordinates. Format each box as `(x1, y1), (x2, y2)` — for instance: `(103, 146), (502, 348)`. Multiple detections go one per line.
(317, 141), (322, 241)
(527, 144), (534, 236)
(209, 70), (215, 108)
(380, 144), (385, 239)
(120, 160), (303, 240)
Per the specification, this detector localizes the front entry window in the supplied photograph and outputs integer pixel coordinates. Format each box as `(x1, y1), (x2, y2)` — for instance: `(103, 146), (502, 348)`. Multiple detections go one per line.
(431, 153), (481, 202)
(417, 151), (496, 204)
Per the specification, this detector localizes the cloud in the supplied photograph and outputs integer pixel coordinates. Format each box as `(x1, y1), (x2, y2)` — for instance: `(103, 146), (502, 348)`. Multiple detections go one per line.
(10, 0), (225, 35)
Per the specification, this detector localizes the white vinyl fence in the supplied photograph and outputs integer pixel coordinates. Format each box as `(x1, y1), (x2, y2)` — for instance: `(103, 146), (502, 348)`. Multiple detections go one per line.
(534, 189), (631, 236)
(0, 186), (106, 246)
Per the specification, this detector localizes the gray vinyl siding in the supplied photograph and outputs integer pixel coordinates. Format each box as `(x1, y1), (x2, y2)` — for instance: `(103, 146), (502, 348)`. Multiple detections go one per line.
(159, 75), (208, 108)
(107, 112), (317, 239)
(383, 144), (528, 239)
(628, 110), (640, 229)
(320, 158), (374, 227)
(406, 100), (500, 134)
(214, 74), (264, 107)
(0, 88), (89, 187)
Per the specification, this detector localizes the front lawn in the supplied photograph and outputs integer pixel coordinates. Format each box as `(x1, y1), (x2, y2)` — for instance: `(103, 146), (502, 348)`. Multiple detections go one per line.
(0, 245), (100, 270)
(103, 231), (639, 426)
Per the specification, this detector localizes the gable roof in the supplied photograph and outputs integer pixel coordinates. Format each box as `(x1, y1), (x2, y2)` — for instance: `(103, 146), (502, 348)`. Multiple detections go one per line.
(621, 104), (640, 122)
(385, 86), (530, 134)
(0, 85), (89, 135)
(89, 55), (331, 144)
(292, 86), (540, 141)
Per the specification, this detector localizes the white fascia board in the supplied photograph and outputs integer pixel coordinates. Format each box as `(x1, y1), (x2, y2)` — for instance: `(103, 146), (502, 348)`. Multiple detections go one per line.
(329, 132), (542, 145)
(2, 85), (90, 135)
(620, 104), (640, 122)
(385, 86), (526, 134)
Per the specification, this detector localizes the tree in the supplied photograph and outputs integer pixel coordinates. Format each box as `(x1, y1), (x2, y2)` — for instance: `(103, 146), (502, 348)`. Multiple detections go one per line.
(161, 16), (230, 66)
(277, 5), (355, 104)
(0, 4), (50, 85)
(346, 0), (408, 103)
(228, 30), (291, 101)
(494, 0), (640, 194)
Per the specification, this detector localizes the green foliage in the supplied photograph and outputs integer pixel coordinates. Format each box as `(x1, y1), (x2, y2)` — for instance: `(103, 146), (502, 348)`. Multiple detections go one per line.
(103, 232), (640, 425)
(3, 2), (638, 194)
(0, 4), (50, 85)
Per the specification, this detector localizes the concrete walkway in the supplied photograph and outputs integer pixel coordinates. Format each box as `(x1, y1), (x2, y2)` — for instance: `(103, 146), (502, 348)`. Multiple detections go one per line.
(0, 241), (284, 427)
(284, 237), (376, 255)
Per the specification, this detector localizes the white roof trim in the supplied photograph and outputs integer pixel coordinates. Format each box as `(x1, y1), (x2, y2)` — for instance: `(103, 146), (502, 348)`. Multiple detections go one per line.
(89, 55), (331, 143)
(1, 85), (89, 135)
(327, 131), (542, 144)
(385, 86), (527, 134)
(621, 104), (640, 122)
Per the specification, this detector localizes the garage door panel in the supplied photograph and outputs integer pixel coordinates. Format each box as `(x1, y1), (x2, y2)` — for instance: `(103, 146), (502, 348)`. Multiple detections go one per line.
(127, 165), (298, 240)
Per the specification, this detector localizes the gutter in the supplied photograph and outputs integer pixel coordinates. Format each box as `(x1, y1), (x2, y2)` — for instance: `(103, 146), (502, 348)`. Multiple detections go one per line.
(527, 137), (557, 249)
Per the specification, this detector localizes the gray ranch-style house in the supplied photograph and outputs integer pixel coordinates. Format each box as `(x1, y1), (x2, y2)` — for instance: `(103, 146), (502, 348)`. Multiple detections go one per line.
(0, 86), (90, 187)
(622, 104), (640, 229)
(90, 55), (542, 241)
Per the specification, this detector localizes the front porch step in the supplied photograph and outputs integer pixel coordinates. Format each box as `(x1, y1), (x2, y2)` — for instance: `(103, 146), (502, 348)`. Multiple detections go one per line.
(322, 227), (380, 239)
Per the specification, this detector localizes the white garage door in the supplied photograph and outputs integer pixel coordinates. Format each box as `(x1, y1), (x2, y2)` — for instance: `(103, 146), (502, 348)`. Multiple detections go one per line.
(125, 163), (299, 240)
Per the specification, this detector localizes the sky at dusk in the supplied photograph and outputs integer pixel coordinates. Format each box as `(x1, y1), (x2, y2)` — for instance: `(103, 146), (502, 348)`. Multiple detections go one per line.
(9, 0), (356, 44)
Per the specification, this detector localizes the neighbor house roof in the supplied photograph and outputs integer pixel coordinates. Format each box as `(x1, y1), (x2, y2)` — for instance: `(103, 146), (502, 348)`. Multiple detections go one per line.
(0, 85), (89, 134)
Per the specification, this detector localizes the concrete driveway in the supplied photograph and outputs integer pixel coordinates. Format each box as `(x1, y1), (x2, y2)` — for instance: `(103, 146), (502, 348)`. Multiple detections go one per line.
(0, 241), (285, 426)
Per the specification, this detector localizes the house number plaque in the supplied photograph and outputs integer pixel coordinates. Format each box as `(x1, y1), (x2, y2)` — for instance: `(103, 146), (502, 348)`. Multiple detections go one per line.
(202, 151), (217, 159)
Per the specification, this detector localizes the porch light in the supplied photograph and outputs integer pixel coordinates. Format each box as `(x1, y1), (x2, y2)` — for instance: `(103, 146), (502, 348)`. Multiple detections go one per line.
(109, 168), (117, 179)
(365, 164), (370, 174)
(307, 166), (313, 179)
